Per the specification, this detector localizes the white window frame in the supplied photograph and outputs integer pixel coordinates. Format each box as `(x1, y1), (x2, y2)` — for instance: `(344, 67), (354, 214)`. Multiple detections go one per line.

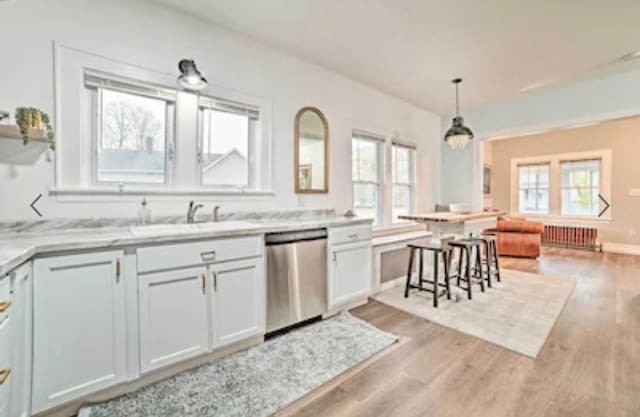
(52, 43), (273, 200)
(351, 131), (385, 224)
(84, 70), (177, 187)
(517, 163), (550, 214)
(391, 140), (416, 223)
(510, 150), (612, 221)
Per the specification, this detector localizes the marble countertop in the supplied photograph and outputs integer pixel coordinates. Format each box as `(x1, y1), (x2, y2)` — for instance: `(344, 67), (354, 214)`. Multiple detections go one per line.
(0, 216), (372, 276)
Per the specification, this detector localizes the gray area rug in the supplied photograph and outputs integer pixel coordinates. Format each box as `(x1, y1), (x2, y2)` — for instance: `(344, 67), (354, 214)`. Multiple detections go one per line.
(79, 313), (397, 417)
(373, 269), (575, 358)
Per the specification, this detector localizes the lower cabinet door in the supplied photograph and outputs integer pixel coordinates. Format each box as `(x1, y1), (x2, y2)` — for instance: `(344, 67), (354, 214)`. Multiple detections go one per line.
(328, 241), (372, 310)
(211, 258), (265, 349)
(32, 251), (127, 414)
(139, 267), (210, 373)
(9, 263), (33, 417)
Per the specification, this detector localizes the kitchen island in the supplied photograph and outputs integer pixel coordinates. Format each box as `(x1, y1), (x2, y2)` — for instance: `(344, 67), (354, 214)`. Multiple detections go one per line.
(399, 211), (505, 242)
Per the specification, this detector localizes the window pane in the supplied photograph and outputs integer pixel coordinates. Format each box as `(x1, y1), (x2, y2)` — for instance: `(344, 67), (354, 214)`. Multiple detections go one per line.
(393, 145), (410, 183)
(519, 167), (530, 188)
(392, 184), (411, 221)
(201, 109), (249, 186)
(561, 160), (601, 216)
(519, 189), (549, 213)
(353, 182), (379, 223)
(538, 167), (549, 187)
(562, 188), (598, 215)
(99, 89), (167, 183)
(355, 139), (378, 182)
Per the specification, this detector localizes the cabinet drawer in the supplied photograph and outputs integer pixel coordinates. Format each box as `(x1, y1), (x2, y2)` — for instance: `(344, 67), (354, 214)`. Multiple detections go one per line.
(138, 235), (263, 274)
(328, 224), (372, 245)
(0, 277), (10, 324)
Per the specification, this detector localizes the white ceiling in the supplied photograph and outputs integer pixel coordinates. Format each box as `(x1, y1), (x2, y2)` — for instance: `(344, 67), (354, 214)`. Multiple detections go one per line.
(155, 0), (640, 114)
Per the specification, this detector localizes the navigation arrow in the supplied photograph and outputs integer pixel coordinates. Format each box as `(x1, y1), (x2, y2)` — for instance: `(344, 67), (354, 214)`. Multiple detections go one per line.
(598, 194), (610, 218)
(30, 194), (43, 217)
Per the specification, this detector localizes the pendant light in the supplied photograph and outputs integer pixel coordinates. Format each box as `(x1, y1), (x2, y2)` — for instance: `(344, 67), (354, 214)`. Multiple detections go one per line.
(444, 78), (474, 150)
(177, 59), (208, 91)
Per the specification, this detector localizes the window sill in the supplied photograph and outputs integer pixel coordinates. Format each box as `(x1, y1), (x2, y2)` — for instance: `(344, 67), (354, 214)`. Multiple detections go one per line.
(49, 187), (276, 201)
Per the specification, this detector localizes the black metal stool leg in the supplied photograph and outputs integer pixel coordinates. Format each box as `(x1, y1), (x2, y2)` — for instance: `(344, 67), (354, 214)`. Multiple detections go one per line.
(404, 247), (415, 298)
(457, 247), (463, 287)
(492, 240), (502, 282)
(443, 251), (452, 300)
(465, 247), (472, 300)
(418, 248), (424, 290)
(484, 240), (492, 288)
(433, 251), (439, 307)
(476, 245), (485, 293)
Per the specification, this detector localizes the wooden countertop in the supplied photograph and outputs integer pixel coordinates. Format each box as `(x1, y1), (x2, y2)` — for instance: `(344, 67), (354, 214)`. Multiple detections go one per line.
(398, 211), (506, 224)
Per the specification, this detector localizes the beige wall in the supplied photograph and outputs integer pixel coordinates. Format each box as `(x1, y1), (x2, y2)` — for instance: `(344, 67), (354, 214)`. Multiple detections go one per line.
(491, 116), (640, 245)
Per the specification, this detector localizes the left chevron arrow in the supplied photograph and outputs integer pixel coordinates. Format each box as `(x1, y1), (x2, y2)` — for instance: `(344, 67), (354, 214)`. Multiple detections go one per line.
(30, 194), (43, 217)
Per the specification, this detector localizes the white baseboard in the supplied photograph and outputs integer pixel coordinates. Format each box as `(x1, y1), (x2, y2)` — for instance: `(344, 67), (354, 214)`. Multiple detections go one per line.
(602, 242), (640, 256)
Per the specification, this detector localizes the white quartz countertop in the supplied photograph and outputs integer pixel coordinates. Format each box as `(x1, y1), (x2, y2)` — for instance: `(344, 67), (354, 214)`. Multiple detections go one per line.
(0, 216), (372, 276)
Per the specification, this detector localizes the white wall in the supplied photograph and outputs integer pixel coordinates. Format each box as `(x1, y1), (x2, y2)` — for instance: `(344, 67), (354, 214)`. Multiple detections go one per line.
(441, 67), (640, 208)
(0, 0), (441, 222)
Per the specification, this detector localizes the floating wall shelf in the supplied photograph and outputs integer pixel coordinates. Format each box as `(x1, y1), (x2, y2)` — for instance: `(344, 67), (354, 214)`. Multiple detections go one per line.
(0, 125), (50, 165)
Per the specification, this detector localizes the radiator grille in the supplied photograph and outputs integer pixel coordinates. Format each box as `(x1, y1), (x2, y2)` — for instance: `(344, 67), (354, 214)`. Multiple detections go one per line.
(542, 225), (598, 250)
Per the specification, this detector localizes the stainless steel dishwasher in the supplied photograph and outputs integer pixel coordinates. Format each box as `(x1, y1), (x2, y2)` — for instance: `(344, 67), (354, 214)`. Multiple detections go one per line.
(265, 229), (327, 333)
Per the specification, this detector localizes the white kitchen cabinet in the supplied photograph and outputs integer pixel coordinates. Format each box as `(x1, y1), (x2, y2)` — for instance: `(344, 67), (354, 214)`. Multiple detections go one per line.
(210, 258), (265, 349)
(139, 266), (210, 373)
(32, 251), (127, 414)
(0, 274), (12, 417)
(328, 240), (372, 310)
(8, 263), (32, 417)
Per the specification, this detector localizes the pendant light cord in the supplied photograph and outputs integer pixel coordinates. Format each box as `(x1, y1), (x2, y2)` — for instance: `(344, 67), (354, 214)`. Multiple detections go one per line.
(455, 82), (460, 117)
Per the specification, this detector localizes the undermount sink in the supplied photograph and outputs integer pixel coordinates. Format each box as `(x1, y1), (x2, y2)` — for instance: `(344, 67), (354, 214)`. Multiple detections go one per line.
(129, 221), (262, 237)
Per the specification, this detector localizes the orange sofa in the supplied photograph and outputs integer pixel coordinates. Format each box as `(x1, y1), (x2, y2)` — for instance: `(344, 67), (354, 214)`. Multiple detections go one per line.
(487, 218), (544, 258)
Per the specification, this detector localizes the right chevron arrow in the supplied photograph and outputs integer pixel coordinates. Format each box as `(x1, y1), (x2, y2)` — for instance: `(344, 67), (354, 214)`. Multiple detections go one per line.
(598, 194), (610, 218)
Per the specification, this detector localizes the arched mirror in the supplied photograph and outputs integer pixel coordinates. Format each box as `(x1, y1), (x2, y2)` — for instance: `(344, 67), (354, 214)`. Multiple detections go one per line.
(294, 107), (329, 193)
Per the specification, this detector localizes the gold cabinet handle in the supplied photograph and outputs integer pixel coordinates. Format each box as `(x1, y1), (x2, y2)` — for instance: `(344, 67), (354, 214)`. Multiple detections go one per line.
(115, 258), (121, 283)
(332, 251), (337, 262)
(349, 233), (359, 239)
(0, 368), (10, 385)
(201, 251), (216, 261)
(201, 273), (206, 295)
(0, 301), (10, 313)
(212, 271), (218, 292)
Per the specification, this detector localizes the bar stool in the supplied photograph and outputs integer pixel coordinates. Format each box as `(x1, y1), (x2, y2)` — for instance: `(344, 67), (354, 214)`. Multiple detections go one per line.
(481, 233), (502, 283)
(448, 239), (485, 300)
(404, 241), (452, 307)
(469, 234), (500, 288)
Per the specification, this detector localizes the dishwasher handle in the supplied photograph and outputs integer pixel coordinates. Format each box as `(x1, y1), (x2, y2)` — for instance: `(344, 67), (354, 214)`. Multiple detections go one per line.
(265, 229), (327, 245)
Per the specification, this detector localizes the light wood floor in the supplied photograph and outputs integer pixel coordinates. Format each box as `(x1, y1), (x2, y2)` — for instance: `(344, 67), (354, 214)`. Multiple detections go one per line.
(281, 247), (640, 417)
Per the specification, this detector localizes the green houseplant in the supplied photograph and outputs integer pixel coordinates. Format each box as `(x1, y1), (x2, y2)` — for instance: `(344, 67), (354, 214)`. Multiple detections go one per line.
(15, 107), (55, 150)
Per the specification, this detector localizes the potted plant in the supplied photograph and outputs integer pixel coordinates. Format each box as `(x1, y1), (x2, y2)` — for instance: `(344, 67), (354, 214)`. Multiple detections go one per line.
(15, 107), (55, 150)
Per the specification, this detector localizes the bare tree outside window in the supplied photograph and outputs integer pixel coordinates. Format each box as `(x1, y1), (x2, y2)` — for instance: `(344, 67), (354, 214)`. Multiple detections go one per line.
(98, 89), (167, 183)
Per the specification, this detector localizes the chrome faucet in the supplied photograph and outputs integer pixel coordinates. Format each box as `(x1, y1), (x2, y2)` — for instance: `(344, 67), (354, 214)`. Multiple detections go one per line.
(187, 201), (203, 224)
(212, 205), (221, 222)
